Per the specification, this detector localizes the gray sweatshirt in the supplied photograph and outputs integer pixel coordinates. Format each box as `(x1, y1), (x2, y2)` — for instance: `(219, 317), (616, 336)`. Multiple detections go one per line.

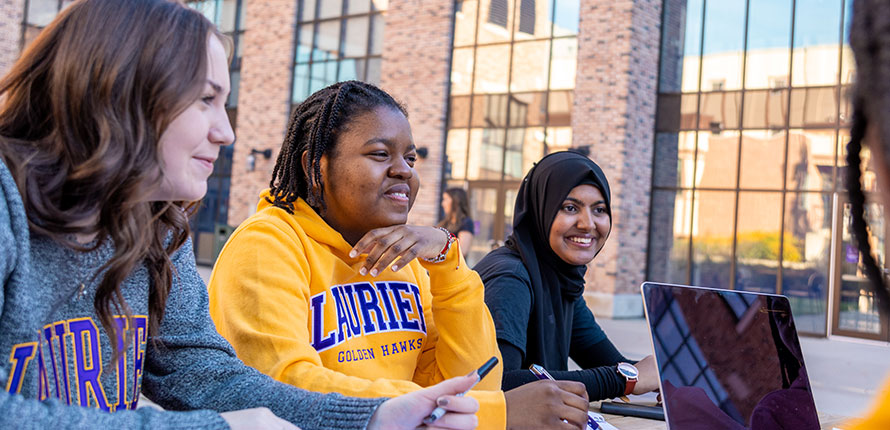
(0, 160), (384, 429)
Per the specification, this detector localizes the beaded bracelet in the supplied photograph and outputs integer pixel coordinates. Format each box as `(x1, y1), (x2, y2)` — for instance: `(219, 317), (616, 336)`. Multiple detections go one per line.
(422, 227), (456, 263)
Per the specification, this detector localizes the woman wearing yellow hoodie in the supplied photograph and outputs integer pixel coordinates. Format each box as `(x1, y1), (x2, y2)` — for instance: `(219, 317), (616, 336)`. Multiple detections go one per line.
(208, 81), (591, 430)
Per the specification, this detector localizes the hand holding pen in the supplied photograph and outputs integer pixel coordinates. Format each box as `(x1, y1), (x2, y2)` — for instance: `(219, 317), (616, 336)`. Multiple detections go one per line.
(367, 373), (483, 430)
(423, 356), (499, 425)
(530, 364), (600, 430)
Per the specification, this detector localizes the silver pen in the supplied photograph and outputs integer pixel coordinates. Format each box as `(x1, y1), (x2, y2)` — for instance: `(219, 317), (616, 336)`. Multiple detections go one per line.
(423, 356), (499, 424)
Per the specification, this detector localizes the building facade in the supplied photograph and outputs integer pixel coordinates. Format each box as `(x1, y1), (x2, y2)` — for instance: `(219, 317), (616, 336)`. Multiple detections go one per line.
(1, 0), (881, 341)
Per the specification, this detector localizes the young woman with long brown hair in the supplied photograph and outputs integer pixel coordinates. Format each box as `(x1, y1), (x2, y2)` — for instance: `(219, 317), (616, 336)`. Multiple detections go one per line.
(0, 1), (480, 428)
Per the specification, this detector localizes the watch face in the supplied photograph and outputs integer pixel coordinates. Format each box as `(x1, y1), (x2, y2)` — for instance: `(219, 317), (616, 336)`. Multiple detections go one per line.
(617, 362), (639, 378)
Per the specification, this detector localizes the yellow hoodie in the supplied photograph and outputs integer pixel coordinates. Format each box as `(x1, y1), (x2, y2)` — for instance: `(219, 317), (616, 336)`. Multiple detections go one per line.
(208, 193), (506, 429)
(845, 376), (890, 429)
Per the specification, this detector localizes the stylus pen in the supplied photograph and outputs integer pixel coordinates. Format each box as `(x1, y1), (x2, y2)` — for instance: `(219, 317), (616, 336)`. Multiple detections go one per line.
(530, 364), (599, 430)
(423, 357), (499, 424)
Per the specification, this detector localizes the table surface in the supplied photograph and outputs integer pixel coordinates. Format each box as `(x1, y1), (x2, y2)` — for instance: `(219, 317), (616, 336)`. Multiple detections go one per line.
(590, 401), (848, 430)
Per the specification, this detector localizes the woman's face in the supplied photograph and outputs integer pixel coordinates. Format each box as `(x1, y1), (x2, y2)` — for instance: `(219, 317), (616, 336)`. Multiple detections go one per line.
(319, 106), (419, 243)
(150, 35), (234, 202)
(548, 184), (611, 265)
(441, 192), (453, 216)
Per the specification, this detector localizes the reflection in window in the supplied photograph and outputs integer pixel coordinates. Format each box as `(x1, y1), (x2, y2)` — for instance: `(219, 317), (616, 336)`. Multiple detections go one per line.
(550, 38), (578, 90)
(467, 128), (506, 180)
(691, 191), (736, 289)
(698, 92), (740, 131)
(474, 44), (511, 93)
(488, 0), (509, 27)
(548, 91), (572, 126)
(789, 87), (839, 128)
(786, 129), (836, 191)
(739, 130), (786, 190)
(552, 0), (580, 37)
(505, 127), (545, 180)
(453, 1), (479, 47)
(700, 0), (746, 91)
(648, 189), (693, 285)
(291, 0), (385, 105)
(745, 0), (792, 90)
(838, 202), (884, 335)
(447, 0), (579, 246)
(695, 130), (739, 189)
(511, 41), (550, 92)
(446, 129), (470, 180)
(545, 127), (572, 153)
(792, 0), (843, 87)
(735, 192), (783, 293)
(518, 0), (536, 34)
(651, 0), (852, 336)
(653, 132), (696, 188)
(742, 89), (788, 129)
(783, 192), (830, 335)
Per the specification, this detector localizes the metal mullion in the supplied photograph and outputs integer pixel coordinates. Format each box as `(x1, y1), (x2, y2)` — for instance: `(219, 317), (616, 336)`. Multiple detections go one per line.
(778, 2), (804, 296)
(19, 0), (31, 53)
(729, 0), (752, 291)
(287, 1), (308, 115)
(776, 0), (799, 295)
(833, 0), (846, 191)
(231, 0), (244, 72)
(548, 0), (557, 40)
(831, 0), (846, 337)
(656, 185), (793, 194)
(438, 1), (459, 215)
(362, 11), (376, 81)
(334, 1), (349, 82)
(646, 0), (675, 283)
(688, 0), (708, 286)
(541, 0), (557, 158)
(462, 0), (484, 181)
(499, 0), (520, 184)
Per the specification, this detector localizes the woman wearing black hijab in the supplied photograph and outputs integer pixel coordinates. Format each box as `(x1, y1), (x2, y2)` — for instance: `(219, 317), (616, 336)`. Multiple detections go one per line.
(475, 151), (659, 400)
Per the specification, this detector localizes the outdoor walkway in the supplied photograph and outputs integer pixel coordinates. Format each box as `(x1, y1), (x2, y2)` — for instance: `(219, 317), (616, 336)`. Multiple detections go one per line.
(196, 265), (888, 419)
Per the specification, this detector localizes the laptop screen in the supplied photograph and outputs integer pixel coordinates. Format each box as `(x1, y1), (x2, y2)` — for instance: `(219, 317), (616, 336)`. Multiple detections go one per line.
(641, 283), (819, 430)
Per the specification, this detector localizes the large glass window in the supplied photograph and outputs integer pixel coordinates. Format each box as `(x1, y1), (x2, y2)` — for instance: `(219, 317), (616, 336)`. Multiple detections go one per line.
(651, 0), (854, 335)
(290, 0), (385, 106)
(187, 0), (246, 263)
(445, 0), (580, 265)
(21, 0), (76, 47)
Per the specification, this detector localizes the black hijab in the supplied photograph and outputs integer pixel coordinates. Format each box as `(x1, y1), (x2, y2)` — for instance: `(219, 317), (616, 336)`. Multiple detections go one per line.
(476, 151), (611, 370)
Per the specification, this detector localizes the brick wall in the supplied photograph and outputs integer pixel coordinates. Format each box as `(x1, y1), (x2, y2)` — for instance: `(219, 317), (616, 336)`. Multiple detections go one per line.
(379, 0), (454, 226)
(0, 0), (25, 78)
(226, 0), (297, 225)
(574, 0), (662, 317)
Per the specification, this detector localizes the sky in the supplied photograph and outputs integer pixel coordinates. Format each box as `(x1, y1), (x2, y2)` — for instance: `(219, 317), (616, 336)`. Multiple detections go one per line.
(683, 0), (852, 56)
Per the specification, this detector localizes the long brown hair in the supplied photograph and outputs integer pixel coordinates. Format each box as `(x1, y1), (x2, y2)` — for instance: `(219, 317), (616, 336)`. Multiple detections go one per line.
(0, 0), (224, 355)
(437, 187), (471, 233)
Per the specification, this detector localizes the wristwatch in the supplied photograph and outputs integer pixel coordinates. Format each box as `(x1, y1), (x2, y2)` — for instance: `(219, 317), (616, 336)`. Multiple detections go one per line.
(616, 362), (639, 396)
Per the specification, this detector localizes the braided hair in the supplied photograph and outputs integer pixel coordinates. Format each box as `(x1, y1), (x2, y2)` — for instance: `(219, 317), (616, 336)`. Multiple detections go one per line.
(268, 81), (407, 214)
(847, 0), (890, 316)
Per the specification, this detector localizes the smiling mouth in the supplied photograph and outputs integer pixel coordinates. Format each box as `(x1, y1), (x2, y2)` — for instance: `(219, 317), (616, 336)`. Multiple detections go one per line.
(567, 236), (593, 247)
(385, 192), (409, 202)
(194, 157), (214, 167)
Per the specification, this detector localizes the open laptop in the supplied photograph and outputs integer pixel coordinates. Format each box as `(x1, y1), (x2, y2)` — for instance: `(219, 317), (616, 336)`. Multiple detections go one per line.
(641, 282), (820, 430)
